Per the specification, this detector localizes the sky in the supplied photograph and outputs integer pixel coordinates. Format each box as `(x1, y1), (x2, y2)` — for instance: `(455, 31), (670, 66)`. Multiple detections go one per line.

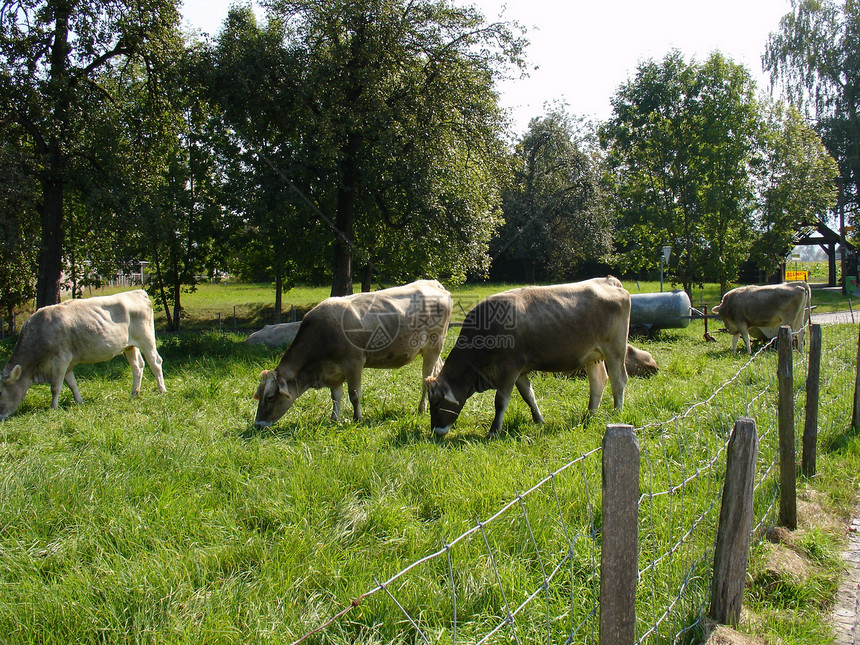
(180, 0), (793, 136)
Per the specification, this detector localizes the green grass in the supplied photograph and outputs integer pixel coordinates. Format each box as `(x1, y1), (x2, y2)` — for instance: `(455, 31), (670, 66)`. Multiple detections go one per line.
(0, 283), (858, 643)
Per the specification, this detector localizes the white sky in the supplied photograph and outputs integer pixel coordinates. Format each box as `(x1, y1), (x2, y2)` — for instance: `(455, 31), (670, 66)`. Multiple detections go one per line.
(180, 0), (792, 136)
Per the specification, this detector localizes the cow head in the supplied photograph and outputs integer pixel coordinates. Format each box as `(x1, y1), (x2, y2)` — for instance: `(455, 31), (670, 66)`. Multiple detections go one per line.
(0, 364), (27, 420)
(425, 375), (465, 437)
(253, 369), (299, 427)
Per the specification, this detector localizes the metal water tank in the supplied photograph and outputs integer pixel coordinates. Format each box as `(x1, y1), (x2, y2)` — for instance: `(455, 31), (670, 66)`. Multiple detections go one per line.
(629, 290), (692, 336)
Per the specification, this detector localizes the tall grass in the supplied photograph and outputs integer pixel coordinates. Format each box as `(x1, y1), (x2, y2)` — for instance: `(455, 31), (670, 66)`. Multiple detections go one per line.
(0, 285), (857, 643)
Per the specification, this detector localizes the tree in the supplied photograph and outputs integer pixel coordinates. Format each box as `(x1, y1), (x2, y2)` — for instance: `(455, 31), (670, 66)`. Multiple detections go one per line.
(764, 0), (860, 228)
(0, 0), (183, 307)
(493, 106), (613, 282)
(600, 51), (761, 295)
(0, 123), (38, 329)
(254, 0), (525, 295)
(751, 102), (839, 274)
(206, 6), (326, 315)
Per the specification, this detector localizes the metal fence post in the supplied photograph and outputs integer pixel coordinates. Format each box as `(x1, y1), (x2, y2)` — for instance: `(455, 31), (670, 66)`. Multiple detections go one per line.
(709, 417), (759, 627)
(600, 424), (639, 645)
(803, 324), (822, 477)
(778, 325), (797, 530)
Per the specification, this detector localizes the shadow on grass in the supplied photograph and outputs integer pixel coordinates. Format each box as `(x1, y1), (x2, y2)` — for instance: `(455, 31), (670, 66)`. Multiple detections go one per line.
(821, 424), (860, 455)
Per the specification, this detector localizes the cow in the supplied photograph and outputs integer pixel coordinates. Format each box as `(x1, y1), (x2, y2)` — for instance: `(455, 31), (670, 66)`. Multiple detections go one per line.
(425, 276), (631, 437)
(0, 290), (166, 420)
(711, 282), (812, 354)
(626, 344), (658, 377)
(245, 322), (302, 349)
(253, 280), (453, 427)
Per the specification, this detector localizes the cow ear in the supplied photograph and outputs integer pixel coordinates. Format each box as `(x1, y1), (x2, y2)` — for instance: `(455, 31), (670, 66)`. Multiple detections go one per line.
(6, 365), (21, 384)
(277, 375), (292, 398)
(442, 384), (459, 406)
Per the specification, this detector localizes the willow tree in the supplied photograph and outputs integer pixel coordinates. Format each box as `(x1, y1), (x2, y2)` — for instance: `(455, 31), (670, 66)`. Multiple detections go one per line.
(0, 0), (182, 307)
(765, 0), (860, 225)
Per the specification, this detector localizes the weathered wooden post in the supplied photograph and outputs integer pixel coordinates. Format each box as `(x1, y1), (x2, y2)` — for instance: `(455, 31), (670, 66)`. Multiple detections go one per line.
(709, 417), (759, 627)
(803, 324), (822, 477)
(778, 325), (797, 530)
(853, 323), (860, 429)
(600, 424), (639, 645)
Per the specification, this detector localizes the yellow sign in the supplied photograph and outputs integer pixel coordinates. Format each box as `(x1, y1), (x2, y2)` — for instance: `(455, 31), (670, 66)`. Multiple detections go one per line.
(786, 270), (809, 281)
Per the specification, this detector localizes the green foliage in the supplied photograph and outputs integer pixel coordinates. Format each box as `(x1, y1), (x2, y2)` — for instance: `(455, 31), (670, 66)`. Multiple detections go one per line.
(494, 105), (614, 282)
(752, 101), (840, 274)
(600, 50), (761, 294)
(0, 0), (185, 306)
(208, 0), (525, 294)
(0, 123), (38, 323)
(764, 0), (860, 221)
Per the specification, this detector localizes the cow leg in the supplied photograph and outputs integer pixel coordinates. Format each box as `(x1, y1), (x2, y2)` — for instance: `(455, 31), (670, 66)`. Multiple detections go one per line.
(64, 370), (83, 404)
(138, 344), (167, 393)
(418, 340), (445, 414)
(49, 357), (72, 409)
(345, 370), (363, 422)
(124, 347), (146, 397)
(489, 386), (514, 436)
(730, 333), (741, 353)
(515, 375), (544, 424)
(740, 326), (752, 355)
(330, 383), (344, 421)
(604, 353), (628, 411)
(584, 361), (609, 412)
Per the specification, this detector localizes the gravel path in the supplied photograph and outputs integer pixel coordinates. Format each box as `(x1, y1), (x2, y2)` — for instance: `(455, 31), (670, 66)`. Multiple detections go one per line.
(811, 310), (858, 326)
(834, 518), (860, 645)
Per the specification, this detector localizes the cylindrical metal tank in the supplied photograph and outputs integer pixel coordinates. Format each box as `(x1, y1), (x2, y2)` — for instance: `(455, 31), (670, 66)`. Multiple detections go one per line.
(629, 290), (692, 332)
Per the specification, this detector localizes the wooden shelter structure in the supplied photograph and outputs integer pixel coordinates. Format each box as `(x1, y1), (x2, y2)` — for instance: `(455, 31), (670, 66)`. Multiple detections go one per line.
(793, 219), (855, 287)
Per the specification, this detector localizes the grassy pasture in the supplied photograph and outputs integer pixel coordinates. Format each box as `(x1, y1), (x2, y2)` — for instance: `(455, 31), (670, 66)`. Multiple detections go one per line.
(0, 282), (857, 643)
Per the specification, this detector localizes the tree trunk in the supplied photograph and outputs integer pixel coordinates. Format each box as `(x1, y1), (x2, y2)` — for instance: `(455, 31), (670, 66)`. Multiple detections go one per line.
(172, 274), (182, 332)
(361, 260), (373, 292)
(36, 175), (64, 308)
(274, 271), (283, 322)
(331, 140), (357, 297)
(36, 10), (72, 309)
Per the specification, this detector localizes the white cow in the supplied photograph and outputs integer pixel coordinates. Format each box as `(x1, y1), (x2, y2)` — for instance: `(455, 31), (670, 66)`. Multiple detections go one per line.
(712, 282), (812, 354)
(245, 322), (302, 349)
(0, 290), (166, 419)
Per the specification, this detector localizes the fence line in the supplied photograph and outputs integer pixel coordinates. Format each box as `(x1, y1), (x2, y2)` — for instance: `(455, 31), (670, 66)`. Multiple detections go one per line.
(285, 322), (857, 644)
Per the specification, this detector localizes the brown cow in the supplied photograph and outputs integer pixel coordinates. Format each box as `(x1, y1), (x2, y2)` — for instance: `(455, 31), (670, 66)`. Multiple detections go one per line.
(626, 344), (658, 377)
(0, 290), (166, 419)
(253, 280), (452, 426)
(425, 277), (631, 437)
(712, 282), (811, 354)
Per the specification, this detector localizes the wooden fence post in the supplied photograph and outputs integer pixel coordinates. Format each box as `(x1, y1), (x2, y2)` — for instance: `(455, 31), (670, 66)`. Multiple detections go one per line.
(778, 326), (797, 530)
(803, 324), (822, 477)
(853, 323), (860, 429)
(709, 417), (759, 627)
(600, 424), (639, 645)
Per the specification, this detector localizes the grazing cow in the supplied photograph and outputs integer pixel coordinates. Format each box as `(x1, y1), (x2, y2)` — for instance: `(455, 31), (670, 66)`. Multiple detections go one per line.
(626, 344), (658, 377)
(253, 280), (453, 427)
(0, 290), (166, 419)
(245, 322), (302, 349)
(712, 282), (812, 354)
(425, 277), (631, 437)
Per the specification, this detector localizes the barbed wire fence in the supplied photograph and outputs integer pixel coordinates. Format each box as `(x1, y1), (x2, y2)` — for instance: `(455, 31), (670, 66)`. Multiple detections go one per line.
(279, 320), (860, 644)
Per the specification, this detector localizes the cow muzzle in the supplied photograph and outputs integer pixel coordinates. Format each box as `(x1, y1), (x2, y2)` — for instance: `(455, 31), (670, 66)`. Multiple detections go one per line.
(254, 420), (273, 428)
(433, 425), (451, 437)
